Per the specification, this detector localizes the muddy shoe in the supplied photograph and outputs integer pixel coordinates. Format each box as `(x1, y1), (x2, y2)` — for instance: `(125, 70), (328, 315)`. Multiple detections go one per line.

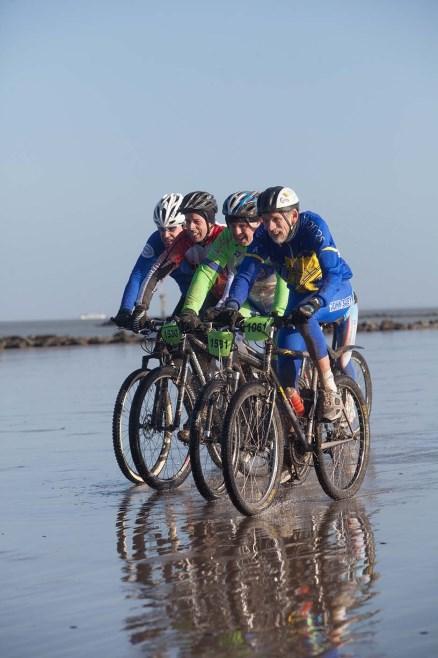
(318, 389), (343, 422)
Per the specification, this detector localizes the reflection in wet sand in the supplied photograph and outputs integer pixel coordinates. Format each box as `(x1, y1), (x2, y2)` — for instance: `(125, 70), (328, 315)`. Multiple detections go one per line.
(115, 492), (379, 657)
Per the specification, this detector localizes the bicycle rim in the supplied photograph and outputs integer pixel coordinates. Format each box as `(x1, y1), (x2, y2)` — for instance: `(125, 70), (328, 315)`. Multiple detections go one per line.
(190, 379), (229, 501)
(222, 382), (284, 516)
(129, 367), (193, 490)
(350, 350), (372, 414)
(112, 369), (149, 484)
(313, 375), (370, 500)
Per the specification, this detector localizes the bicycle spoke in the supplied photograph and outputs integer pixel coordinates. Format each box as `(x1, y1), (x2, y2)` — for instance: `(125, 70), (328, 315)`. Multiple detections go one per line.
(130, 368), (193, 490)
(314, 375), (370, 500)
(222, 383), (283, 515)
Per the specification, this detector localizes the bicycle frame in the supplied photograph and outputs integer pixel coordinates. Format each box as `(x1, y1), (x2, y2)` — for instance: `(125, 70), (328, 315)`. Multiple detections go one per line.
(236, 321), (359, 454)
(254, 324), (315, 453)
(167, 332), (210, 431)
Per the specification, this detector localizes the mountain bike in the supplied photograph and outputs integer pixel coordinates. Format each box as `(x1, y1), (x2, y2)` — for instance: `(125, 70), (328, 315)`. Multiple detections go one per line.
(112, 321), (169, 484)
(129, 320), (213, 491)
(190, 318), (371, 503)
(221, 316), (370, 516)
(189, 325), (265, 501)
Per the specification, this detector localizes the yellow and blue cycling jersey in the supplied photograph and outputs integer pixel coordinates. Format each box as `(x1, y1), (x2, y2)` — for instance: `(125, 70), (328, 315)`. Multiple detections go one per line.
(226, 211), (355, 388)
(227, 211), (352, 309)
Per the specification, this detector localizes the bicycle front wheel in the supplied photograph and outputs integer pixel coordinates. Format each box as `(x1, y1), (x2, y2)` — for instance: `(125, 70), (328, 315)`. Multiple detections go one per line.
(112, 368), (149, 484)
(189, 378), (229, 501)
(313, 375), (370, 500)
(222, 382), (284, 516)
(129, 366), (194, 491)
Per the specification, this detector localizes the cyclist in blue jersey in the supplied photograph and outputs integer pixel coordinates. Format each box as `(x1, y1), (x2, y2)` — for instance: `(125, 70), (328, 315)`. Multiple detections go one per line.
(112, 193), (187, 329)
(213, 186), (357, 422)
(130, 191), (225, 330)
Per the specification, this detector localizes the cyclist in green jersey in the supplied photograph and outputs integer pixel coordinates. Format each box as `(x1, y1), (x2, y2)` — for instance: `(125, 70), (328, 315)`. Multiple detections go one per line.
(178, 191), (288, 331)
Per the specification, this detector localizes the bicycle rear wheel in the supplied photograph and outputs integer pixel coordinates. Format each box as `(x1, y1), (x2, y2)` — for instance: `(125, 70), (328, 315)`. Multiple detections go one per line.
(349, 350), (372, 414)
(112, 368), (149, 484)
(222, 382), (284, 516)
(190, 378), (229, 501)
(313, 375), (370, 500)
(129, 366), (194, 491)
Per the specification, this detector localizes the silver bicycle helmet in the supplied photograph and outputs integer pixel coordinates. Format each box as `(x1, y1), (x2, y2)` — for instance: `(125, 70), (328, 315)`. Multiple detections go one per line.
(222, 191), (259, 225)
(153, 193), (185, 229)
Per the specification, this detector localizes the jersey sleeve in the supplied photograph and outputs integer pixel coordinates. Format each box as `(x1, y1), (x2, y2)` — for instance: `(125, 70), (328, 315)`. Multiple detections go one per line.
(226, 230), (271, 309)
(304, 215), (352, 304)
(136, 235), (187, 310)
(271, 274), (289, 316)
(182, 231), (230, 314)
(118, 234), (162, 311)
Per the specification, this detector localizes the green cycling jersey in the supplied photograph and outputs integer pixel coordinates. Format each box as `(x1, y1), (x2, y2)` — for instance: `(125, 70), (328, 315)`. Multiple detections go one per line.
(182, 227), (288, 318)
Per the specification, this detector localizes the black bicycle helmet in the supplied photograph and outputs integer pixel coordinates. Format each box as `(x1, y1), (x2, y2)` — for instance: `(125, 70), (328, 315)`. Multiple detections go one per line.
(180, 191), (218, 224)
(257, 186), (300, 215)
(222, 191), (259, 225)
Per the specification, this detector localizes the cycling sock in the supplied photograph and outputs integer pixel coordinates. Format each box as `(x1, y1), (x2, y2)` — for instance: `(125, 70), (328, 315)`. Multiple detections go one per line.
(321, 370), (337, 393)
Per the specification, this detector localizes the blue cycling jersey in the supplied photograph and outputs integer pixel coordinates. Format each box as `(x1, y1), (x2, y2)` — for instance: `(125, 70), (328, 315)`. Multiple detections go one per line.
(119, 231), (192, 311)
(227, 212), (353, 309)
(225, 211), (356, 388)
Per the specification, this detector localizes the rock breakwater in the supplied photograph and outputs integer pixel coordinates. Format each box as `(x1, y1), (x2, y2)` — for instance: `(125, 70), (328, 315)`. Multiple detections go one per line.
(1, 318), (438, 350)
(0, 331), (143, 350)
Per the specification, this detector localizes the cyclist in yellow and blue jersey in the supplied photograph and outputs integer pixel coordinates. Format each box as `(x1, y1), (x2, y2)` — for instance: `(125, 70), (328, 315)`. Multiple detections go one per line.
(213, 186), (358, 421)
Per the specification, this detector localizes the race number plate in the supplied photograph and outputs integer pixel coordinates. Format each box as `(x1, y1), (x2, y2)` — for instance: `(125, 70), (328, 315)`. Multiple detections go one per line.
(207, 330), (234, 357)
(242, 316), (273, 342)
(161, 322), (182, 346)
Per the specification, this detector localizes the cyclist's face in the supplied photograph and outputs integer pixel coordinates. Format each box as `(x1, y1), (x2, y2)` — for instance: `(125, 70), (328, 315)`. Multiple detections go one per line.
(159, 225), (184, 248)
(184, 213), (209, 242)
(229, 220), (261, 246)
(262, 209), (298, 244)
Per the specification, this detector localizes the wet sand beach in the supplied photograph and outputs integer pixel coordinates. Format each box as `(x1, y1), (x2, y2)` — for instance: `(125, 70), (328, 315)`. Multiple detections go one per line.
(1, 330), (437, 657)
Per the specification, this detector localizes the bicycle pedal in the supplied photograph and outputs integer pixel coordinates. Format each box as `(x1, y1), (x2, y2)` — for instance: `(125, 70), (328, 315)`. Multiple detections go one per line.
(177, 429), (190, 444)
(280, 468), (293, 485)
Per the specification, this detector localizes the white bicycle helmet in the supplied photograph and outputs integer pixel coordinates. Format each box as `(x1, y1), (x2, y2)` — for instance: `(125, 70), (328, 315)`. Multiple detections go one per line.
(257, 186), (299, 215)
(153, 193), (185, 229)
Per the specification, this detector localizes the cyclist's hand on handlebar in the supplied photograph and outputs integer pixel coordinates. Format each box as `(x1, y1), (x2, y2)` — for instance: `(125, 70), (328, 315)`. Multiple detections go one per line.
(131, 304), (152, 332)
(274, 297), (322, 328)
(177, 309), (201, 332)
(295, 296), (323, 320)
(111, 308), (133, 330)
(202, 306), (221, 322)
(271, 312), (286, 328)
(203, 305), (243, 328)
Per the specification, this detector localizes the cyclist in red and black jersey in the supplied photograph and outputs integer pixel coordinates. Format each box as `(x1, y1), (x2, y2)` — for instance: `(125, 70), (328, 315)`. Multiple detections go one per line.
(132, 191), (226, 329)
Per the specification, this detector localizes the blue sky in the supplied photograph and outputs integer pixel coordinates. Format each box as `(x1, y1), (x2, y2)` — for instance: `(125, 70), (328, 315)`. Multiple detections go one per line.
(1, 0), (437, 320)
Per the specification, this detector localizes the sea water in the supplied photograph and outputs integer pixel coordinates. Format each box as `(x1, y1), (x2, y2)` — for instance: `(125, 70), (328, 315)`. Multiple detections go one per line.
(0, 330), (437, 657)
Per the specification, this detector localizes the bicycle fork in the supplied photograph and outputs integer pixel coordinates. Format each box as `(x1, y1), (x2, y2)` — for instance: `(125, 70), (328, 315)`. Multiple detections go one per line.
(151, 379), (172, 432)
(172, 349), (192, 431)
